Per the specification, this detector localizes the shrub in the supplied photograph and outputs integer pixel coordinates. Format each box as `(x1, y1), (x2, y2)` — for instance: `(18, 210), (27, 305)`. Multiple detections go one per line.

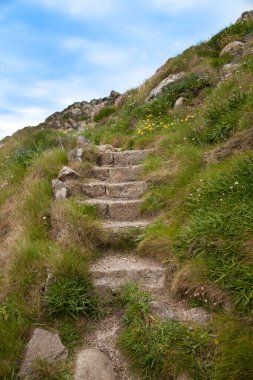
(93, 106), (116, 122)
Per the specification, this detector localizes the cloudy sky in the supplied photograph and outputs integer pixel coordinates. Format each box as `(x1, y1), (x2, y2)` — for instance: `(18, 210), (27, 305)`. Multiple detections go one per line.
(0, 0), (252, 138)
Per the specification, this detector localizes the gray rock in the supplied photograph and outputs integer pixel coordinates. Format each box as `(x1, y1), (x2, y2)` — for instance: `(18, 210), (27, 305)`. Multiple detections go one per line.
(58, 166), (80, 181)
(77, 136), (91, 147)
(19, 328), (68, 378)
(237, 10), (253, 22)
(52, 179), (70, 199)
(68, 148), (84, 163)
(174, 96), (185, 109)
(148, 72), (185, 100)
(222, 63), (240, 76)
(220, 41), (244, 57)
(110, 90), (120, 98)
(150, 301), (210, 325)
(150, 301), (178, 319)
(74, 349), (115, 380)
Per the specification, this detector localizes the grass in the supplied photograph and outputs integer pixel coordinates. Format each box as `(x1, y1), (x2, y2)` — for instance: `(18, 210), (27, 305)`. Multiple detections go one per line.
(0, 16), (253, 380)
(119, 285), (212, 380)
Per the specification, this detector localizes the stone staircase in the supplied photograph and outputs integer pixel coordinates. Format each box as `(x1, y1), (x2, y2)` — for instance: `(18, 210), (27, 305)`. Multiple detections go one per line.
(79, 149), (153, 231)
(50, 146), (211, 380)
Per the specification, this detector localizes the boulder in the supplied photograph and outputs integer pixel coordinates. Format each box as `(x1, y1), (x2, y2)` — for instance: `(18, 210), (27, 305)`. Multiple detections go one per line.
(74, 349), (115, 380)
(220, 41), (244, 57)
(148, 72), (185, 100)
(19, 328), (68, 378)
(174, 96), (185, 109)
(52, 179), (70, 199)
(58, 166), (80, 181)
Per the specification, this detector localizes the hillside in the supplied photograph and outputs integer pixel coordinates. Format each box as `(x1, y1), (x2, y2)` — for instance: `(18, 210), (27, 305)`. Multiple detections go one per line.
(0, 10), (253, 380)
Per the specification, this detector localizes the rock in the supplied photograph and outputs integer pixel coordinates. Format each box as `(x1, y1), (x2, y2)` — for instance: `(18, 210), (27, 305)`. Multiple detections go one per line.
(222, 63), (240, 76)
(150, 301), (178, 319)
(68, 148), (84, 163)
(174, 97), (185, 109)
(110, 90), (120, 98)
(19, 328), (68, 378)
(220, 41), (244, 57)
(74, 349), (115, 380)
(77, 135), (91, 147)
(150, 301), (210, 325)
(58, 166), (80, 181)
(148, 72), (185, 100)
(52, 179), (70, 199)
(237, 10), (253, 22)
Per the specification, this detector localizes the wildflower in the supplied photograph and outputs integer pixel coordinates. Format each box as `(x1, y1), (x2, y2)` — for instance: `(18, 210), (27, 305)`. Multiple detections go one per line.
(183, 137), (187, 140)
(234, 181), (239, 185)
(219, 199), (223, 202)
(230, 186), (233, 189)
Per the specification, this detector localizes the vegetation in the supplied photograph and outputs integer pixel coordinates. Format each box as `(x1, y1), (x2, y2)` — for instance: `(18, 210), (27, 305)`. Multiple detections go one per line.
(0, 14), (253, 379)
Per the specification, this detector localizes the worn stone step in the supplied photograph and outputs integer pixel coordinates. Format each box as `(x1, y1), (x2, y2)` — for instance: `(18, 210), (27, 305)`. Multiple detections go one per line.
(103, 220), (151, 230)
(81, 199), (143, 221)
(97, 149), (153, 166)
(92, 165), (142, 182)
(90, 254), (166, 293)
(82, 181), (147, 199)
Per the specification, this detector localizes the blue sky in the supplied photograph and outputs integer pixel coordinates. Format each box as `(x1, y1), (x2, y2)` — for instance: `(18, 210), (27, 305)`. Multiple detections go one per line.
(0, 0), (252, 138)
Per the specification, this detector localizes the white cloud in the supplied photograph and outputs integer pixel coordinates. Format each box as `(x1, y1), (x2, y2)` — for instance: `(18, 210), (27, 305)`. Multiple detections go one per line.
(24, 0), (117, 19)
(150, 0), (252, 16)
(149, 0), (210, 13)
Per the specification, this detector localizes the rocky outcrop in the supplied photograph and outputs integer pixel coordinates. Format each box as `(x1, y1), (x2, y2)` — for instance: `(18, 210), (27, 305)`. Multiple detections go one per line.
(75, 349), (116, 380)
(19, 328), (68, 378)
(237, 10), (253, 22)
(147, 72), (185, 101)
(42, 90), (120, 130)
(220, 41), (244, 57)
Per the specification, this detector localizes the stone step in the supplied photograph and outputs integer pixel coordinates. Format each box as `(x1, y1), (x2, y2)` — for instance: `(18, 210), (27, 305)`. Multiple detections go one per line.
(92, 165), (142, 182)
(103, 220), (151, 230)
(90, 254), (166, 293)
(81, 199), (142, 221)
(82, 181), (147, 199)
(97, 149), (153, 167)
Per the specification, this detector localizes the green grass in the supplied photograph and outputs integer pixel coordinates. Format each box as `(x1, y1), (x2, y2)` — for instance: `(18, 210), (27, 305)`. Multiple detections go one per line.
(119, 285), (212, 380)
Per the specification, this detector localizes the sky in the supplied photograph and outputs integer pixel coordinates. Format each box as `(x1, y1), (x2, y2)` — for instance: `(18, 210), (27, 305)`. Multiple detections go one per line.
(0, 0), (252, 138)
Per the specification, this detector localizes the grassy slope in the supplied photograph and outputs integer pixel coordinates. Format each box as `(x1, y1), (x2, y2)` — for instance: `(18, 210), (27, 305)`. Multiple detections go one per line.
(0, 17), (253, 379)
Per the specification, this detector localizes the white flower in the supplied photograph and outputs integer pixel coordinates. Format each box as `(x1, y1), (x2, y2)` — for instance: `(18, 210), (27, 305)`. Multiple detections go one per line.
(230, 186), (233, 189)
(234, 181), (239, 185)
(219, 199), (223, 201)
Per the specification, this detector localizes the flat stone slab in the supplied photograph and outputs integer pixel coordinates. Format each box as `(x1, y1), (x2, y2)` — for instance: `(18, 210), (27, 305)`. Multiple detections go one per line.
(75, 349), (115, 380)
(103, 220), (151, 230)
(19, 328), (68, 377)
(92, 165), (142, 182)
(106, 181), (147, 199)
(83, 199), (143, 221)
(82, 181), (147, 199)
(97, 150), (153, 167)
(150, 301), (210, 325)
(90, 255), (166, 292)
